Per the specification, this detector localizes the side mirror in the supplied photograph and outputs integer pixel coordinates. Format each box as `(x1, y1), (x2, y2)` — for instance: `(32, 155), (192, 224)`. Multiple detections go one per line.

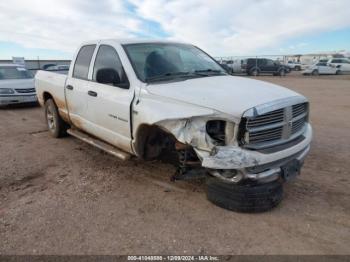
(96, 68), (130, 89)
(96, 68), (120, 85)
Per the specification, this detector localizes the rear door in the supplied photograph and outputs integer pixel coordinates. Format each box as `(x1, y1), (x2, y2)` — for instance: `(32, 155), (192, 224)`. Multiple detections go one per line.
(65, 44), (96, 130)
(86, 44), (134, 152)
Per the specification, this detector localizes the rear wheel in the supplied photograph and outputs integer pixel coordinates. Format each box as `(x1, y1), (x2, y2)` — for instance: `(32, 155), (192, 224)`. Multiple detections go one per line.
(295, 66), (301, 71)
(44, 99), (68, 138)
(206, 177), (283, 213)
(312, 70), (319, 76)
(336, 70), (341, 75)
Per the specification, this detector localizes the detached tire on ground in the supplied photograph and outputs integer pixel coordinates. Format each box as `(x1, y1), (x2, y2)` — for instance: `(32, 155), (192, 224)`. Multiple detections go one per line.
(206, 176), (283, 213)
(44, 99), (68, 138)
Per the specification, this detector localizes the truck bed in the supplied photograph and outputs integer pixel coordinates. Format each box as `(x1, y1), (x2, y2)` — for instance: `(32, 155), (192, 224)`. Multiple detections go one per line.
(35, 70), (69, 121)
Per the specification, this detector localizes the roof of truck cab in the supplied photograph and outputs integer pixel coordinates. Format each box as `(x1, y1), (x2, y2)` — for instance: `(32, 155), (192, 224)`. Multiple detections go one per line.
(81, 39), (189, 46)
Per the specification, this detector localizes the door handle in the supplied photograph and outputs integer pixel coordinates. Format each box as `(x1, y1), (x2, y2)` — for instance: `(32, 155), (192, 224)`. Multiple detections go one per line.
(88, 90), (98, 97)
(66, 85), (74, 90)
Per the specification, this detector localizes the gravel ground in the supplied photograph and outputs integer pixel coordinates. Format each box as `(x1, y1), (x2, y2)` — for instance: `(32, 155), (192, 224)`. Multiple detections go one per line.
(0, 74), (349, 255)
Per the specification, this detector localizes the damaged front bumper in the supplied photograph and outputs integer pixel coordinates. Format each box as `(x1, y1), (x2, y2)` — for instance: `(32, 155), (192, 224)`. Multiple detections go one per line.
(199, 124), (312, 183)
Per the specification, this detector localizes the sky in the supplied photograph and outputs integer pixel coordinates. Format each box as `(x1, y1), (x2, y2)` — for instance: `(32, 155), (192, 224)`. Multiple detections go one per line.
(0, 0), (350, 59)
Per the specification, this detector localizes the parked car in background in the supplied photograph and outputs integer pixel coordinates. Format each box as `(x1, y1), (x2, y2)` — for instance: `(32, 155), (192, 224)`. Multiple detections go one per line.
(0, 64), (37, 106)
(302, 62), (341, 75)
(286, 61), (302, 71)
(45, 65), (70, 75)
(35, 39), (312, 213)
(219, 59), (244, 74)
(42, 64), (57, 70)
(45, 65), (70, 71)
(242, 58), (289, 76)
(327, 58), (350, 73)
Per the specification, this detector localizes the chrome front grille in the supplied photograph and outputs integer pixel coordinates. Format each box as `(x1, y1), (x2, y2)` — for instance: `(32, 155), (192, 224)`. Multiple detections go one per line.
(292, 103), (307, 118)
(15, 88), (36, 93)
(242, 102), (308, 149)
(246, 108), (284, 128)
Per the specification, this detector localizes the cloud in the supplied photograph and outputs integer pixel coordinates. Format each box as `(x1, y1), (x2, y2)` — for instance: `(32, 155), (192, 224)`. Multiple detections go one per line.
(0, 0), (143, 53)
(130, 0), (350, 55)
(0, 0), (349, 57)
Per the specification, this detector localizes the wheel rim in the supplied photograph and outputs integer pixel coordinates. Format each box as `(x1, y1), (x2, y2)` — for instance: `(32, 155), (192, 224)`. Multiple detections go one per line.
(280, 70), (285, 76)
(253, 70), (258, 76)
(46, 105), (55, 131)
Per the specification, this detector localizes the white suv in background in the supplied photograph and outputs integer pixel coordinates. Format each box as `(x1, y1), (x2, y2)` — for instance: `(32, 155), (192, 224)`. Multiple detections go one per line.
(327, 58), (350, 73)
(0, 64), (37, 106)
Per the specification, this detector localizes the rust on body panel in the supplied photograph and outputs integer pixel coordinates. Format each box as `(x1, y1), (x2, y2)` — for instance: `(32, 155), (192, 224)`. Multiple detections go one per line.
(54, 97), (70, 123)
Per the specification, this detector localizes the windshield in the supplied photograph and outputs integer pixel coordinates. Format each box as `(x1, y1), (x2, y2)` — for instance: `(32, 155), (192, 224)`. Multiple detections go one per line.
(0, 67), (33, 80)
(123, 43), (226, 82)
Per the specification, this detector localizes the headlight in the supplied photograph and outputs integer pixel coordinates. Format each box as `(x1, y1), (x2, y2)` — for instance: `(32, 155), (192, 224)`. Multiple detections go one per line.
(206, 120), (235, 145)
(0, 88), (15, 94)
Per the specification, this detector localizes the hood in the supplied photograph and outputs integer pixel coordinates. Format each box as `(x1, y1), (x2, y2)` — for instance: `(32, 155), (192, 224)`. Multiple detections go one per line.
(0, 78), (35, 90)
(146, 75), (302, 118)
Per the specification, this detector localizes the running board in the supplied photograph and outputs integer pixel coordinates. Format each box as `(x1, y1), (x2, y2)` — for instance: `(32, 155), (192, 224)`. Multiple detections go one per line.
(67, 128), (131, 161)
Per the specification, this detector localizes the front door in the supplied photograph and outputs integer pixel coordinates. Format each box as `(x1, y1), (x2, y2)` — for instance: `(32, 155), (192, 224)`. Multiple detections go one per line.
(85, 44), (134, 153)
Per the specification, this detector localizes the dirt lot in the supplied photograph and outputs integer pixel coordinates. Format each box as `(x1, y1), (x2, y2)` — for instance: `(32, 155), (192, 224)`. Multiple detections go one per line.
(0, 74), (349, 255)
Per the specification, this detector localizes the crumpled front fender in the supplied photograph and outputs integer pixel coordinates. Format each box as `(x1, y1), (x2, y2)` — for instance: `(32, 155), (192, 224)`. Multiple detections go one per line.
(157, 117), (222, 151)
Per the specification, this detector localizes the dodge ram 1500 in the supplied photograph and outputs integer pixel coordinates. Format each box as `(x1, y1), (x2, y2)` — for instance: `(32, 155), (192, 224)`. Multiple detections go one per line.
(35, 39), (312, 212)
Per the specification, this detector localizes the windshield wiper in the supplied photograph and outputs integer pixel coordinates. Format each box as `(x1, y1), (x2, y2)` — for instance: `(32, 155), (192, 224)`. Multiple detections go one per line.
(194, 69), (225, 75)
(145, 69), (225, 83)
(145, 71), (191, 82)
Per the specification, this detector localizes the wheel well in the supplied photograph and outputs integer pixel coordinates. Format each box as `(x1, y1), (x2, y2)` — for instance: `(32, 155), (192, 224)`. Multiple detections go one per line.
(43, 92), (53, 102)
(134, 124), (179, 160)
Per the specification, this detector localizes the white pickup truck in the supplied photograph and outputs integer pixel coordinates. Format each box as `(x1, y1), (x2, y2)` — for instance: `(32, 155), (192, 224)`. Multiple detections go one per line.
(35, 39), (312, 212)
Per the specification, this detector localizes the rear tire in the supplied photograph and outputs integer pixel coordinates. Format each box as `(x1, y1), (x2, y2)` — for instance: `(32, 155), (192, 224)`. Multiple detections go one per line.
(312, 70), (319, 76)
(279, 69), (286, 77)
(206, 177), (283, 213)
(295, 66), (301, 71)
(44, 99), (68, 138)
(336, 70), (341, 75)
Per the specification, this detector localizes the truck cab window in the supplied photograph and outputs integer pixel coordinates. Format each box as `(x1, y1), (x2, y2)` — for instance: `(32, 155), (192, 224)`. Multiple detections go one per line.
(93, 45), (128, 88)
(73, 45), (96, 80)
